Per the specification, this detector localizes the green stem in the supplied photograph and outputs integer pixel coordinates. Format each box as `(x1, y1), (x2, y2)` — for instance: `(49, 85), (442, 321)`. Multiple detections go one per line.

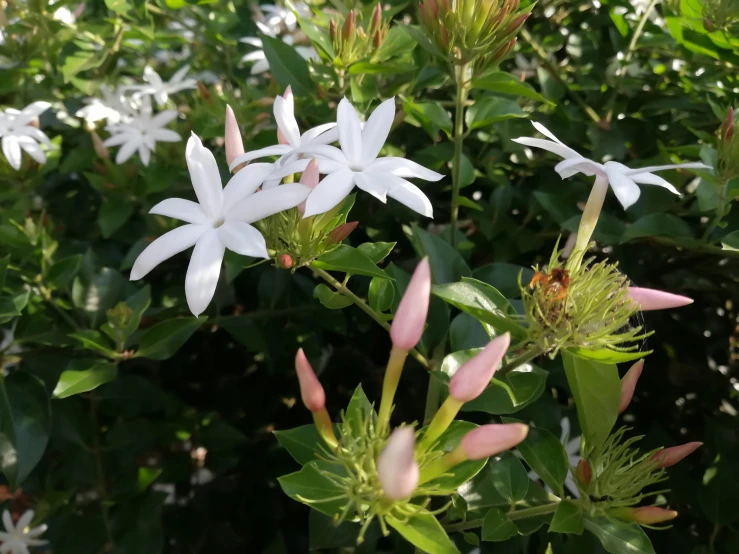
(497, 346), (543, 378)
(648, 236), (739, 258)
(450, 63), (471, 247)
(702, 178), (729, 241)
(312, 266), (431, 369)
(444, 501), (561, 532)
(90, 397), (115, 547)
(423, 340), (447, 424)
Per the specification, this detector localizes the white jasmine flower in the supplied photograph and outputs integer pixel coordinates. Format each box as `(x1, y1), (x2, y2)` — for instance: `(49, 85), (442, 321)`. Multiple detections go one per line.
(103, 96), (181, 166)
(512, 121), (708, 209)
(511, 54), (538, 81)
(76, 85), (132, 125)
(53, 6), (75, 25)
(0, 509), (48, 554)
(135, 65), (197, 107)
(130, 134), (311, 316)
(294, 97), (443, 218)
(240, 23), (317, 75)
(228, 86), (337, 187)
(0, 102), (52, 170)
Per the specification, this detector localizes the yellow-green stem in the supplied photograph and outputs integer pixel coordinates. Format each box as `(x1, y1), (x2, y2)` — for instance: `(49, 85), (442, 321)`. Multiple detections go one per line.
(443, 501), (561, 532)
(377, 346), (409, 435)
(416, 396), (463, 455)
(418, 446), (467, 484)
(312, 408), (339, 449)
(450, 63), (471, 247)
(568, 174), (609, 271)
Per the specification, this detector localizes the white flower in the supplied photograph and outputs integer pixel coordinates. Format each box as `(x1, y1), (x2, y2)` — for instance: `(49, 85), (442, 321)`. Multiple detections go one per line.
(53, 6), (75, 25)
(512, 121), (709, 209)
(0, 509), (48, 554)
(103, 96), (181, 166)
(76, 85), (133, 125)
(135, 65), (197, 107)
(0, 102), (52, 171)
(511, 54), (538, 81)
(240, 23), (317, 75)
(294, 97), (443, 218)
(228, 86), (337, 186)
(130, 134), (311, 316)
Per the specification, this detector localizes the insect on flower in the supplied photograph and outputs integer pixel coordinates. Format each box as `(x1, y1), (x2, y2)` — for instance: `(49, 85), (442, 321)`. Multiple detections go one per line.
(529, 267), (571, 301)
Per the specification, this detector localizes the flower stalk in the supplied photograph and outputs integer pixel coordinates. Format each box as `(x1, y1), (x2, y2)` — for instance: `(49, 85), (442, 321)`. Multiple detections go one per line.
(450, 62), (472, 247)
(377, 346), (409, 435)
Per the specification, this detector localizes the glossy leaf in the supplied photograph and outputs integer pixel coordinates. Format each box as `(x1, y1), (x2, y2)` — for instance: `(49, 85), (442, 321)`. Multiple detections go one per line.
(472, 72), (551, 103)
(386, 512), (459, 554)
(260, 35), (315, 96)
(274, 424), (322, 466)
(549, 501), (584, 535)
(53, 359), (119, 399)
(583, 516), (655, 554)
(408, 224), (471, 284)
(481, 508), (518, 541)
(278, 460), (348, 518)
(313, 245), (390, 279)
(465, 97), (527, 130)
(422, 421), (487, 490)
(313, 284), (353, 309)
(134, 317), (207, 360)
(490, 451), (529, 503)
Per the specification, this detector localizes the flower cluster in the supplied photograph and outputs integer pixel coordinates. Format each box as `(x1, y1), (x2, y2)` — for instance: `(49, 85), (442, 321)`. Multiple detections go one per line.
(329, 5), (388, 68)
(0, 102), (52, 171)
(0, 509), (47, 554)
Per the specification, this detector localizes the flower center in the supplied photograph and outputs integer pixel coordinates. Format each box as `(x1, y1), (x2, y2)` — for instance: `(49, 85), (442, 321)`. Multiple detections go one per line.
(349, 164), (363, 172)
(212, 217), (225, 228)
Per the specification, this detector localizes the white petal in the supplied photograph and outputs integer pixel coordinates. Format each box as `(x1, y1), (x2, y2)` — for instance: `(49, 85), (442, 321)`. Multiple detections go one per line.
(337, 98), (363, 166)
(273, 94), (301, 147)
(217, 221), (269, 258)
(361, 97), (395, 166)
(16, 136), (46, 164)
(367, 157), (444, 181)
(228, 145), (292, 170)
(150, 129), (182, 143)
(622, 162), (710, 176)
(353, 171), (389, 202)
(511, 137), (583, 160)
(628, 172), (680, 195)
(115, 139), (140, 164)
(18, 126), (52, 147)
(170, 64), (191, 84)
(226, 184), (311, 223)
(386, 175), (434, 218)
(303, 168), (356, 217)
(531, 121), (566, 145)
(250, 59), (271, 74)
(139, 144), (151, 166)
(240, 37), (263, 47)
(103, 132), (132, 147)
(151, 110), (179, 128)
(20, 101), (51, 120)
(144, 66), (163, 87)
(300, 123), (338, 145)
(242, 50), (267, 62)
(2, 136), (21, 170)
(185, 230), (225, 316)
(16, 510), (34, 531)
(295, 144), (348, 163)
(265, 158), (311, 181)
(222, 162), (275, 206)
(185, 134), (224, 220)
(149, 198), (210, 224)
(2, 511), (13, 532)
(604, 166), (641, 209)
(130, 224), (207, 280)
(25, 525), (48, 538)
(554, 157), (602, 179)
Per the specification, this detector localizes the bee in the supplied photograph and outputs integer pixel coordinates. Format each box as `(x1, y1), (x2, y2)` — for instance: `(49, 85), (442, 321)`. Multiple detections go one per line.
(529, 268), (571, 301)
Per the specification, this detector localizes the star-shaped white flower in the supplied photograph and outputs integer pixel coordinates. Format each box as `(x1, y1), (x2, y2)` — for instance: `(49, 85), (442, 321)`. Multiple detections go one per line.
(292, 97), (443, 218)
(76, 85), (133, 125)
(130, 133), (311, 316)
(0, 509), (48, 554)
(135, 65), (197, 107)
(0, 102), (52, 171)
(228, 86), (337, 187)
(513, 121), (708, 209)
(240, 23), (317, 75)
(102, 96), (181, 166)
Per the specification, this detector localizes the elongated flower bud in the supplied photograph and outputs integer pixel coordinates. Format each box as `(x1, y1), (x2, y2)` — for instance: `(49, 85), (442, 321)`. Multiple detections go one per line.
(576, 458), (592, 487)
(295, 349), (325, 412)
(610, 506), (678, 525)
(448, 333), (510, 402)
(342, 11), (354, 41)
(505, 12), (529, 36)
(377, 427), (419, 501)
(390, 258), (431, 351)
(460, 423), (529, 461)
(329, 19), (337, 43)
(370, 3), (382, 36)
(91, 131), (109, 160)
(297, 159), (320, 215)
(225, 105), (245, 168)
(628, 287), (693, 311)
(619, 359), (644, 414)
(652, 442), (702, 468)
(329, 221), (358, 244)
(722, 107), (734, 141)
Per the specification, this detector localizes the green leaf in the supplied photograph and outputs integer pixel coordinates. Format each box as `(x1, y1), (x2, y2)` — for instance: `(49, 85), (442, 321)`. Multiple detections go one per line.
(72, 267), (126, 327)
(621, 214), (694, 243)
(721, 230), (739, 251)
(386, 512), (460, 554)
(490, 451), (529, 503)
(298, 19), (335, 58)
(481, 507), (518, 541)
(568, 347), (650, 364)
(465, 97), (527, 130)
(260, 35), (315, 97)
(369, 277), (395, 312)
(313, 284), (354, 309)
(53, 359), (119, 399)
(61, 51), (104, 82)
(0, 290), (30, 323)
(549, 501), (584, 535)
(104, 0), (132, 14)
(98, 195), (135, 238)
(408, 224), (471, 284)
(472, 72), (551, 104)
(278, 460), (348, 518)
(313, 245), (390, 279)
(473, 263), (534, 299)
(309, 509), (374, 550)
(0, 372), (51, 488)
(0, 255), (8, 291)
(48, 255), (83, 289)
(69, 330), (117, 357)
(422, 421), (488, 490)
(344, 385), (374, 438)
(562, 351), (620, 450)
(583, 516), (655, 554)
(432, 279), (526, 339)
(274, 425), (322, 466)
(357, 241), (395, 264)
(134, 317), (206, 360)
(504, 419), (568, 497)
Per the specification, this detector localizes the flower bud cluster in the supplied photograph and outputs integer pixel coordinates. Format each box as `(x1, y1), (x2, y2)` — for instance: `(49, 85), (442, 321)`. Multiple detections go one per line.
(330, 5), (388, 68)
(702, 0), (739, 33)
(717, 107), (739, 181)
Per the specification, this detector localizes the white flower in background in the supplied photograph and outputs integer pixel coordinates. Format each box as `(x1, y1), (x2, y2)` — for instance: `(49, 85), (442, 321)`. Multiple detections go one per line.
(228, 86), (337, 186)
(130, 134), (311, 316)
(103, 96), (181, 166)
(0, 102), (52, 171)
(511, 54), (538, 81)
(240, 22), (317, 75)
(76, 85), (132, 125)
(53, 7), (75, 25)
(512, 121), (708, 209)
(0, 509), (48, 554)
(293, 97), (442, 218)
(134, 65), (197, 107)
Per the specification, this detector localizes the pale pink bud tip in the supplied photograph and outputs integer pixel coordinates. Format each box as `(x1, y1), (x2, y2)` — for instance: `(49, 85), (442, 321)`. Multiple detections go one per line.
(295, 349), (325, 412)
(460, 423), (529, 461)
(224, 105), (245, 166)
(653, 442), (702, 468)
(619, 359), (644, 414)
(613, 506), (678, 525)
(628, 287), (693, 311)
(377, 427), (419, 501)
(297, 159), (321, 215)
(448, 333), (511, 402)
(390, 258), (431, 351)
(283, 85), (293, 100)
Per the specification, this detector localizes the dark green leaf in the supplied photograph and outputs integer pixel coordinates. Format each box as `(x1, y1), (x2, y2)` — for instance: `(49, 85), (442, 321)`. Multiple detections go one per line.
(386, 512), (460, 554)
(48, 255), (83, 289)
(134, 317), (206, 360)
(98, 195), (135, 238)
(313, 245), (390, 279)
(69, 330), (117, 357)
(72, 267), (126, 327)
(472, 72), (551, 104)
(422, 421), (487, 490)
(490, 451), (529, 503)
(549, 501), (584, 535)
(721, 230), (739, 251)
(583, 516), (655, 554)
(621, 214), (694, 243)
(408, 224), (471, 284)
(465, 97), (527, 130)
(369, 277), (395, 312)
(481, 508), (518, 541)
(53, 359), (119, 399)
(261, 35), (315, 96)
(313, 284), (354, 309)
(278, 460), (348, 518)
(357, 241), (395, 264)
(274, 425), (323, 466)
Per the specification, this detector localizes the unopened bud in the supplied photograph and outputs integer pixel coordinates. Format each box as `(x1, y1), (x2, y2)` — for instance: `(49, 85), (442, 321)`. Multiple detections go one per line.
(372, 28), (383, 48)
(328, 221), (358, 244)
(197, 81), (211, 102)
(722, 107), (734, 141)
(298, 159), (320, 215)
(628, 287), (693, 311)
(505, 12), (529, 36)
(390, 258), (431, 351)
(704, 18), (714, 32)
(448, 333), (510, 402)
(295, 349), (325, 412)
(576, 458), (591, 487)
(224, 105), (245, 168)
(459, 423), (529, 460)
(619, 359), (643, 414)
(610, 506), (678, 525)
(342, 11), (355, 41)
(91, 131), (109, 160)
(370, 3), (382, 36)
(277, 254), (293, 269)
(329, 19), (337, 43)
(377, 427), (419, 501)
(493, 38), (516, 61)
(652, 442), (702, 468)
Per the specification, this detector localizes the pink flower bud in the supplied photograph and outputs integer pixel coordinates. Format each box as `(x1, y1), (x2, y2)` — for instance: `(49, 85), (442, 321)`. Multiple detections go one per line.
(295, 349), (325, 412)
(722, 107), (734, 141)
(377, 427), (419, 501)
(619, 359), (644, 414)
(342, 11), (354, 41)
(628, 287), (693, 311)
(328, 221), (358, 244)
(460, 423), (529, 461)
(329, 19), (337, 42)
(276, 87), (293, 145)
(277, 254), (293, 269)
(297, 159), (320, 215)
(611, 506), (678, 525)
(652, 442), (702, 468)
(576, 458), (591, 487)
(225, 105), (245, 167)
(390, 258), (431, 351)
(448, 333), (510, 402)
